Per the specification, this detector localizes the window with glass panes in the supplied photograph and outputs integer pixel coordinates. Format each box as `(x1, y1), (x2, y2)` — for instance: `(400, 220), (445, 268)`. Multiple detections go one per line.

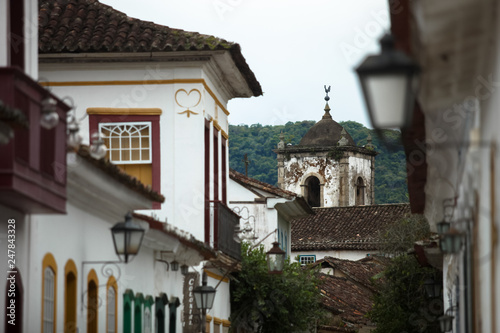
(299, 255), (316, 266)
(43, 267), (55, 332)
(107, 286), (116, 333)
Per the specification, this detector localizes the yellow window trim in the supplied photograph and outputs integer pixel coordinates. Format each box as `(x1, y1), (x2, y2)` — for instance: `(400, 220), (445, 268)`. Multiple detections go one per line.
(106, 276), (118, 333)
(64, 260), (78, 333)
(41, 79), (230, 116)
(206, 314), (213, 323)
(204, 270), (229, 283)
(87, 107), (162, 115)
(213, 317), (223, 325)
(221, 130), (228, 140)
(87, 269), (99, 332)
(222, 319), (231, 327)
(42, 253), (58, 333)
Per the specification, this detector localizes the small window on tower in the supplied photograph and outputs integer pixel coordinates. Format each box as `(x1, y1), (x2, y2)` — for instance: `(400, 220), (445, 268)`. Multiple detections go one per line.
(305, 176), (321, 207)
(355, 177), (365, 206)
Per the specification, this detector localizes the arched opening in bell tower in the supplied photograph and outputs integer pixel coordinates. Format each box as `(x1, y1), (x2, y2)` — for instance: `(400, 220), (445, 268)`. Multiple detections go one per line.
(305, 176), (321, 207)
(355, 177), (365, 206)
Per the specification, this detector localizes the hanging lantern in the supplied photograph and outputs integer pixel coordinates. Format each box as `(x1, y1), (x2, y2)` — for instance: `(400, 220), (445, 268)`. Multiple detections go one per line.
(266, 241), (286, 274)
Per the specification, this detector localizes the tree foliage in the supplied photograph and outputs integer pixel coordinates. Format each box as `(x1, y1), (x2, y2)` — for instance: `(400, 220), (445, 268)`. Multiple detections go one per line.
(368, 216), (443, 333)
(368, 255), (443, 333)
(229, 243), (325, 333)
(377, 214), (431, 255)
(229, 121), (408, 204)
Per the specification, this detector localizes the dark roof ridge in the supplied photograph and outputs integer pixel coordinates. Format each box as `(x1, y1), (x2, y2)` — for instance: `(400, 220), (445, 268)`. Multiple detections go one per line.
(312, 203), (410, 210)
(229, 168), (297, 199)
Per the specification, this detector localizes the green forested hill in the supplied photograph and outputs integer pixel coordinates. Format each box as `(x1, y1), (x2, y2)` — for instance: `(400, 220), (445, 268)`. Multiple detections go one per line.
(228, 121), (408, 204)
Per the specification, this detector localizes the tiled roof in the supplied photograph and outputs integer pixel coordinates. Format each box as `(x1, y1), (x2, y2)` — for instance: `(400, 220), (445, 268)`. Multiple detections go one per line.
(77, 146), (165, 203)
(38, 0), (262, 96)
(292, 204), (411, 251)
(316, 256), (389, 292)
(133, 213), (215, 260)
(320, 275), (374, 325)
(316, 256), (389, 326)
(229, 168), (297, 200)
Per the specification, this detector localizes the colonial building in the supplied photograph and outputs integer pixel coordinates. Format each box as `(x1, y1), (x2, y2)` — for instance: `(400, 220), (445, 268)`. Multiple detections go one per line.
(228, 169), (313, 255)
(274, 94), (377, 208)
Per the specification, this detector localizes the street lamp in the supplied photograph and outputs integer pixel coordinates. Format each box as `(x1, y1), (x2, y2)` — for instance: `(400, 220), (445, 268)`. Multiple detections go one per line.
(439, 228), (464, 254)
(266, 241), (286, 275)
(436, 220), (451, 235)
(40, 97), (59, 130)
(111, 212), (145, 263)
(438, 306), (458, 332)
(194, 272), (216, 333)
(170, 260), (179, 272)
(355, 33), (420, 129)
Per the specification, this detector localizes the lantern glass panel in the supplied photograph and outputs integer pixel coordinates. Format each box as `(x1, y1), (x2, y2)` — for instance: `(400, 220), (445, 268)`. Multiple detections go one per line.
(361, 73), (409, 128)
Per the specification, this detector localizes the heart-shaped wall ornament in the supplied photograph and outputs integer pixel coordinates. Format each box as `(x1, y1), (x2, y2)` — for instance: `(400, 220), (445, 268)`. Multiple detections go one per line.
(176, 89), (202, 109)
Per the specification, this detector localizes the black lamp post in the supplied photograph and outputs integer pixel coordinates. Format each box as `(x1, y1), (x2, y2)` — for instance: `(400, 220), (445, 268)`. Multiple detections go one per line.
(355, 33), (420, 129)
(266, 241), (286, 274)
(194, 272), (216, 333)
(111, 212), (145, 263)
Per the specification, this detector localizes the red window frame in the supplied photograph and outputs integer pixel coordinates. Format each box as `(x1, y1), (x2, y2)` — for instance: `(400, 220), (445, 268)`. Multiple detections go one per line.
(89, 114), (161, 209)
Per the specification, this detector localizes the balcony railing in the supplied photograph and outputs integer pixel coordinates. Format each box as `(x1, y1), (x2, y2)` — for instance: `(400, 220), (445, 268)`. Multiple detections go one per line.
(207, 201), (241, 261)
(0, 67), (70, 213)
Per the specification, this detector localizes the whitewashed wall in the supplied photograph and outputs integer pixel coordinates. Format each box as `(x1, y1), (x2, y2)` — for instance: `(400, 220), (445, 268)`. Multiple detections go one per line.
(40, 62), (230, 244)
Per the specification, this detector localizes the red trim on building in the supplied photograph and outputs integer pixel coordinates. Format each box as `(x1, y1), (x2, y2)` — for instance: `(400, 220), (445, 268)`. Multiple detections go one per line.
(204, 119), (210, 244)
(0, 68), (69, 213)
(213, 127), (219, 249)
(88, 114), (161, 209)
(8, 0), (25, 70)
(221, 137), (227, 205)
(390, 0), (427, 214)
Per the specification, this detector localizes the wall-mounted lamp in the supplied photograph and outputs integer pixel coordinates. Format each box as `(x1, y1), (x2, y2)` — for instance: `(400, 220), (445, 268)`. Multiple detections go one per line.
(111, 212), (145, 263)
(266, 241), (286, 275)
(181, 264), (189, 275)
(438, 306), (458, 332)
(40, 97), (59, 130)
(170, 260), (179, 272)
(436, 220), (451, 235)
(194, 271), (216, 333)
(89, 132), (107, 159)
(355, 33), (420, 129)
(423, 278), (442, 298)
(439, 228), (464, 254)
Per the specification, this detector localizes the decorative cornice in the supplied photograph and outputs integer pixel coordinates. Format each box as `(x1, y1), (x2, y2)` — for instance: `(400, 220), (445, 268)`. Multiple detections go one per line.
(87, 108), (162, 115)
(41, 78), (231, 116)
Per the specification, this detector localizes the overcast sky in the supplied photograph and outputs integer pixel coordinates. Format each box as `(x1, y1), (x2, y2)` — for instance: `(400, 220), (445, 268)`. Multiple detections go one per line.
(100, 0), (389, 128)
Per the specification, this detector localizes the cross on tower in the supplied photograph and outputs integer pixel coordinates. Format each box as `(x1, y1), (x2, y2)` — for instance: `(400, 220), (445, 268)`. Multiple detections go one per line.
(242, 154), (251, 176)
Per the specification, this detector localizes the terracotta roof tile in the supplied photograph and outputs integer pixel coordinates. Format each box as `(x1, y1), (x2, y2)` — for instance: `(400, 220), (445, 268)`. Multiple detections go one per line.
(38, 0), (262, 96)
(316, 256), (389, 292)
(292, 204), (411, 251)
(229, 168), (297, 200)
(316, 256), (389, 326)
